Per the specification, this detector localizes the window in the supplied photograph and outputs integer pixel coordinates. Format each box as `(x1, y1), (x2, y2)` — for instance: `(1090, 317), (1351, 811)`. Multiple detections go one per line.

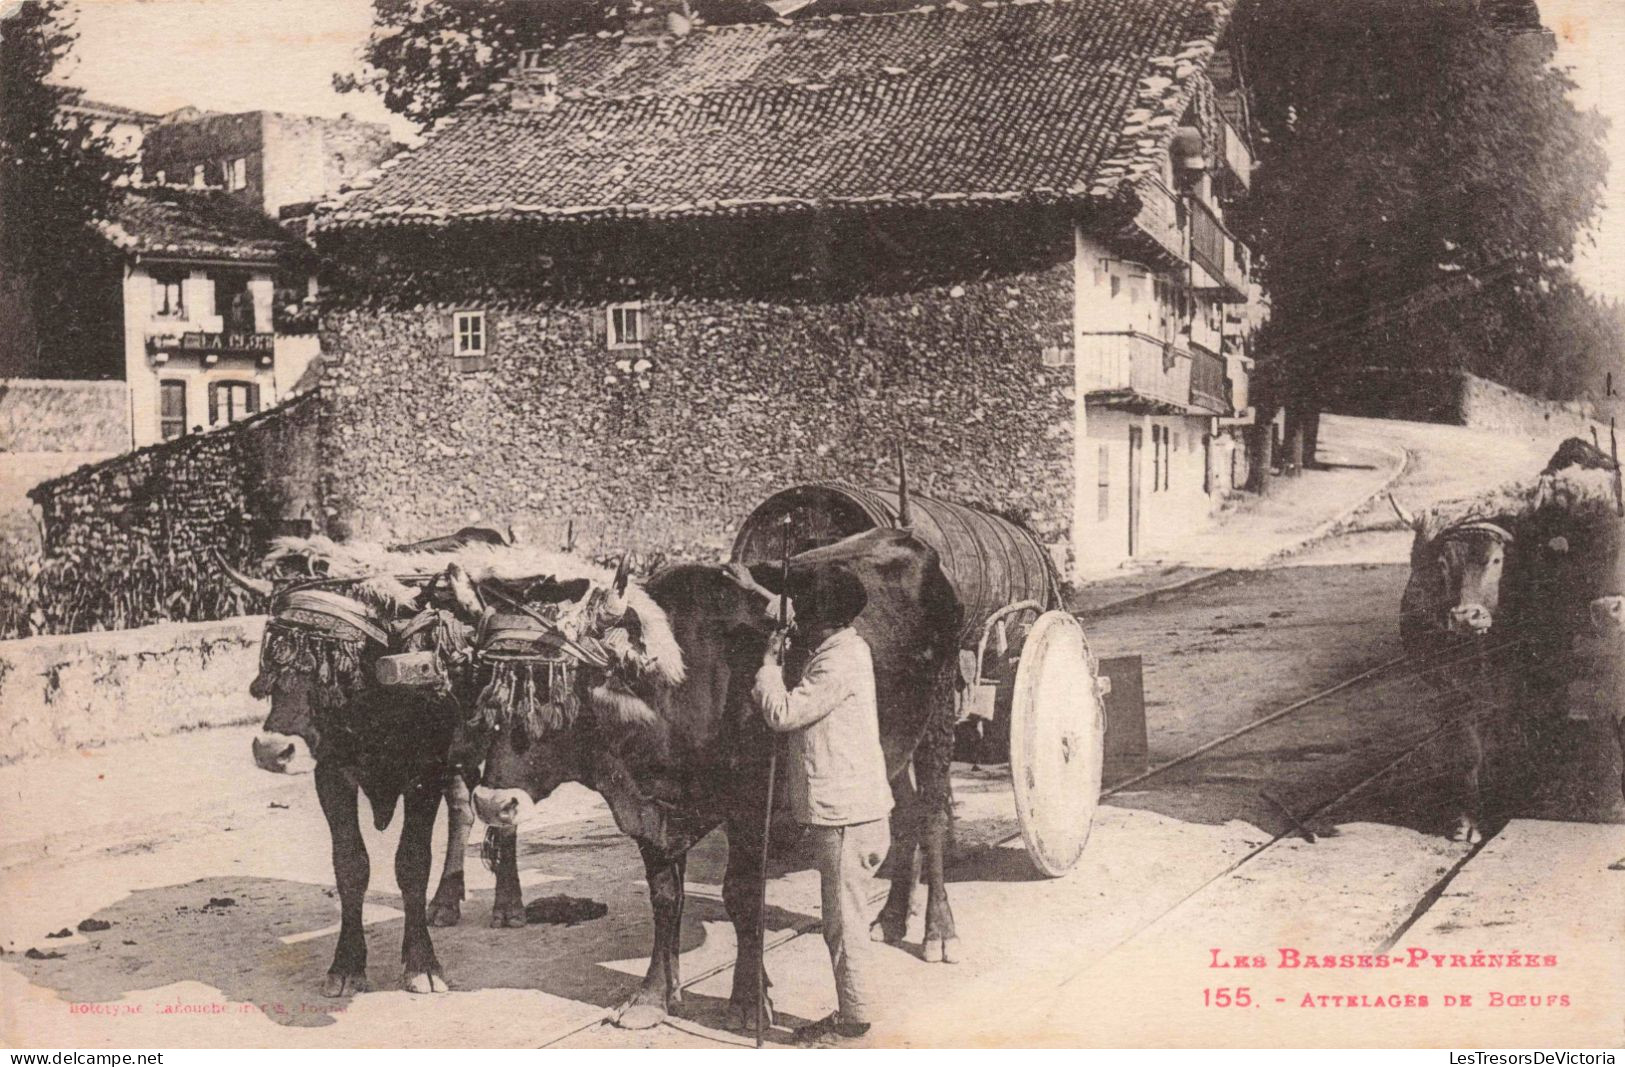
(518, 48), (549, 72)
(226, 157), (247, 190)
(1097, 444), (1111, 521)
(159, 381), (187, 441)
(208, 380), (259, 427)
(214, 273), (254, 331)
(454, 310), (486, 356)
(153, 169), (166, 185)
(1162, 428), (1171, 491)
(1151, 427), (1162, 493)
(152, 271), (185, 318)
(608, 303), (644, 348)
(191, 164), (206, 188)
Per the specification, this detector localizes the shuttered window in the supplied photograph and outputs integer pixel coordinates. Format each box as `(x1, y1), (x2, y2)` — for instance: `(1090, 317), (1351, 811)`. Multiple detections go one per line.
(1097, 444), (1111, 521)
(208, 380), (259, 427)
(439, 309), (494, 372)
(159, 381), (187, 441)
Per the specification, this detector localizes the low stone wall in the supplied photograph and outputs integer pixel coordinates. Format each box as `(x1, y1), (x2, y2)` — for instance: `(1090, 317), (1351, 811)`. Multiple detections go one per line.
(1322, 368), (1607, 447)
(0, 616), (265, 764)
(1456, 372), (1606, 443)
(0, 379), (130, 452)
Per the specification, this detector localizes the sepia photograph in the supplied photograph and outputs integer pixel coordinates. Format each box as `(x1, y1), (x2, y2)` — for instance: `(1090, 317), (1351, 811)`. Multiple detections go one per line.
(0, 0), (1621, 1051)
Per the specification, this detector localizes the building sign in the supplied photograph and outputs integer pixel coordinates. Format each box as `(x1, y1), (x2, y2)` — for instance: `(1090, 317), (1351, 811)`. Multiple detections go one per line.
(149, 331), (275, 357)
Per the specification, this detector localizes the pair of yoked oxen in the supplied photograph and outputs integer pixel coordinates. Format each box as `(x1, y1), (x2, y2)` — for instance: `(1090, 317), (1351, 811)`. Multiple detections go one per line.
(1398, 439), (1624, 845)
(227, 523), (964, 1032)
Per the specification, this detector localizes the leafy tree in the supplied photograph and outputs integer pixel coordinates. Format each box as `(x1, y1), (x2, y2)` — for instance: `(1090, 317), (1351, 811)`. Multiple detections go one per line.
(333, 0), (609, 129)
(335, 0), (782, 129)
(0, 0), (130, 377)
(1235, 0), (1611, 423)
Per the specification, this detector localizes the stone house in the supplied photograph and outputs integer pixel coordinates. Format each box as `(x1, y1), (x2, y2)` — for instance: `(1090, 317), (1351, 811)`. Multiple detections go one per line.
(91, 185), (318, 448)
(142, 109), (398, 219)
(309, 0), (1264, 575)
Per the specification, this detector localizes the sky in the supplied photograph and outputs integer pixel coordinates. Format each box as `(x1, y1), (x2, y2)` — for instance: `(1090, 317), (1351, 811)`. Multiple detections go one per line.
(39, 0), (1625, 301)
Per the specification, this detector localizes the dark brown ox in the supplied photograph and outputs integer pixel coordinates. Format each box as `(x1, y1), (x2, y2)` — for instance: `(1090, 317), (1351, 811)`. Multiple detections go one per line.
(471, 527), (961, 1032)
(226, 529), (530, 999)
(1399, 515), (1519, 843)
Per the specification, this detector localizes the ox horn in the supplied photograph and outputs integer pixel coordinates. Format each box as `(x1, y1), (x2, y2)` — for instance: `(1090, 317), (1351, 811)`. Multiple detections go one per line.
(443, 561), (485, 619)
(1387, 492), (1415, 528)
(602, 553), (633, 617)
(213, 549), (274, 599)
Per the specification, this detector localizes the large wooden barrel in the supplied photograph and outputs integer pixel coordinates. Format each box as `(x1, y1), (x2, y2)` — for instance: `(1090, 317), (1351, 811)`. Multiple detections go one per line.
(730, 483), (1061, 648)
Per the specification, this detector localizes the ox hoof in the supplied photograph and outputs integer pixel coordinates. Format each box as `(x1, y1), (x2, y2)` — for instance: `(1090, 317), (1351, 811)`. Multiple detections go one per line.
(402, 969), (450, 994)
(490, 904), (527, 929)
(426, 900), (462, 928)
(615, 1003), (668, 1030)
(729, 997), (775, 1035)
(321, 971), (370, 997)
(869, 920), (905, 945)
(922, 937), (961, 963)
(1450, 817), (1483, 846)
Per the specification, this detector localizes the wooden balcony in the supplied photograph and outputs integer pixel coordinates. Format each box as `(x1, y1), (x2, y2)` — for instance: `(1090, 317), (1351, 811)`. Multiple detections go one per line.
(1217, 117), (1252, 194)
(1188, 198), (1249, 302)
(1080, 331), (1194, 413)
(1130, 178), (1184, 264)
(1188, 345), (1230, 415)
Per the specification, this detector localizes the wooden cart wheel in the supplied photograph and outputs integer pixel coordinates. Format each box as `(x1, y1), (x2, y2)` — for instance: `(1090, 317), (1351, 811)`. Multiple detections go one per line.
(1009, 610), (1106, 877)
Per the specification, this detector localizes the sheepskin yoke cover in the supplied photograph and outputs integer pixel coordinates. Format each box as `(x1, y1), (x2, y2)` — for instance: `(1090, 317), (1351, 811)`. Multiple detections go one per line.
(253, 536), (685, 736)
(1416, 467), (1620, 544)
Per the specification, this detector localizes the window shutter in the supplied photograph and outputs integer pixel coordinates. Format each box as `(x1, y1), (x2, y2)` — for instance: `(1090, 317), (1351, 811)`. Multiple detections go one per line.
(208, 382), (219, 426)
(434, 312), (457, 357)
(248, 382), (260, 414)
(642, 303), (658, 346)
(588, 307), (608, 347)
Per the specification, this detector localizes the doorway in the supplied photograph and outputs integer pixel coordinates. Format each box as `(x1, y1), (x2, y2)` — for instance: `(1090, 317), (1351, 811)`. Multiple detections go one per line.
(1127, 425), (1143, 557)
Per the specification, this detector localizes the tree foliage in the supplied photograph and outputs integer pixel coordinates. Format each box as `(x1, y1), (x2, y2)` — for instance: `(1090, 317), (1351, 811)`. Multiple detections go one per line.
(0, 0), (130, 376)
(334, 0), (788, 129)
(333, 0), (612, 128)
(1235, 0), (1614, 405)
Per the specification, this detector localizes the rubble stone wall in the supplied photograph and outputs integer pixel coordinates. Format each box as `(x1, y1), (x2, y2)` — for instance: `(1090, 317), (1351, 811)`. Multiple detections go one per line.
(25, 394), (318, 633)
(317, 264), (1078, 564)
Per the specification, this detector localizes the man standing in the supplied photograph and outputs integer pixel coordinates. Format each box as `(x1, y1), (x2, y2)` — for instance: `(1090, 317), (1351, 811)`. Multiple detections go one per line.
(753, 563), (893, 1047)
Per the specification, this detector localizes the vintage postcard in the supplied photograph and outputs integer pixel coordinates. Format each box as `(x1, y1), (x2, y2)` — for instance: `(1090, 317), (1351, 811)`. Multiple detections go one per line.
(0, 0), (1621, 1051)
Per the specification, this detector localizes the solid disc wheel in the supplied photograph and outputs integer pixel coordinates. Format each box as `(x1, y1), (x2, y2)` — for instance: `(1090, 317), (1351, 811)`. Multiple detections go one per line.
(1009, 610), (1105, 877)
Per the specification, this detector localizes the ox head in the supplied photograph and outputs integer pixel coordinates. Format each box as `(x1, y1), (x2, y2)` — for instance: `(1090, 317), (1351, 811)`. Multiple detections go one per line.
(472, 562), (778, 827)
(1417, 520), (1517, 637)
(240, 587), (395, 775)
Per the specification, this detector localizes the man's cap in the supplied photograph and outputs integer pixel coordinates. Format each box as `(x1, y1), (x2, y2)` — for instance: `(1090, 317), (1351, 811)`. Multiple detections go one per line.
(789, 564), (868, 630)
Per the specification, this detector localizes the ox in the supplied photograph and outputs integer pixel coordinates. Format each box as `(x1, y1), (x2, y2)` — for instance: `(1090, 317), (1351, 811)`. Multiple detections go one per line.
(224, 528), (532, 997)
(470, 526), (963, 1032)
(1399, 510), (1520, 843)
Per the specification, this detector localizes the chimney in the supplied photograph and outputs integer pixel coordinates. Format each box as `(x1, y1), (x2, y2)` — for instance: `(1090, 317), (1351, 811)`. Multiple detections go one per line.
(624, 0), (692, 45)
(512, 48), (559, 113)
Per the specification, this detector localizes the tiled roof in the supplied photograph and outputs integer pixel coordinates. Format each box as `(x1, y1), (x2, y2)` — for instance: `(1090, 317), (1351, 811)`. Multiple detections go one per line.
(319, 0), (1232, 230)
(98, 186), (310, 264)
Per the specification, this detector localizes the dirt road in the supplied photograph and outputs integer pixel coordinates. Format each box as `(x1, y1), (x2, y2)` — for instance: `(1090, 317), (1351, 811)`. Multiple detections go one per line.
(3, 419), (1620, 1048)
